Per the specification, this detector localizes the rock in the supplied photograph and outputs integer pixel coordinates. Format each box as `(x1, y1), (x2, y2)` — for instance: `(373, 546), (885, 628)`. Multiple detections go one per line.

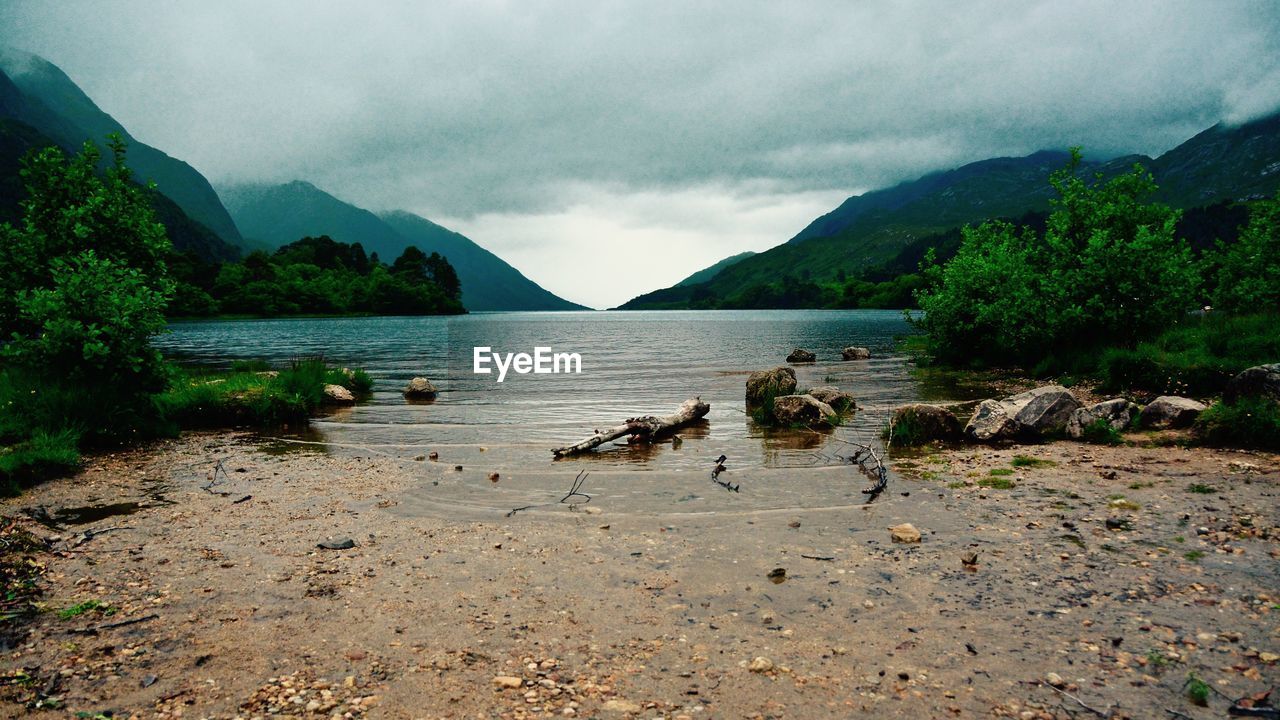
(842, 346), (871, 360)
(786, 348), (816, 363)
(807, 386), (856, 411)
(1066, 398), (1139, 439)
(961, 551), (979, 566)
(890, 404), (961, 444)
(317, 538), (356, 550)
(601, 699), (641, 713)
(488, 472), (500, 482)
(428, 451), (438, 460)
(1223, 363), (1280, 404)
(403, 377), (438, 399)
(770, 394), (837, 426)
(492, 676), (523, 689)
(323, 384), (355, 405)
(747, 656), (774, 673)
(1138, 396), (1206, 429)
(1045, 672), (1065, 687)
(964, 385), (1080, 441)
(255, 370), (279, 379)
(889, 523), (922, 543)
(745, 367), (797, 406)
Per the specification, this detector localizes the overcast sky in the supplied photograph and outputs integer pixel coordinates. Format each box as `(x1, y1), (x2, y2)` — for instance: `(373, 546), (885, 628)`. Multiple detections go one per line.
(3, 1), (1279, 308)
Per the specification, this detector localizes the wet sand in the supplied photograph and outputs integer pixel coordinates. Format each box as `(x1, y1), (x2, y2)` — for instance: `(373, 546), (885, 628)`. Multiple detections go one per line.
(2, 431), (1277, 719)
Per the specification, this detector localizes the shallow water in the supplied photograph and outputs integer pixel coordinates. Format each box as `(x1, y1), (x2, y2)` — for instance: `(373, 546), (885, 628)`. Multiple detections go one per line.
(157, 310), (961, 516)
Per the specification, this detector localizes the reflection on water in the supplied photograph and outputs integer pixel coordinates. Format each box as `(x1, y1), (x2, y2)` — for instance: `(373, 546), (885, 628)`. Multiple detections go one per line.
(157, 310), (966, 515)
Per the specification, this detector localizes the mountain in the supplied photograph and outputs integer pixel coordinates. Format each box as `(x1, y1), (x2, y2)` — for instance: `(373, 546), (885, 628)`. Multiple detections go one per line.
(0, 48), (244, 253)
(675, 251), (756, 287)
(220, 180), (586, 311)
(379, 211), (587, 311)
(620, 111), (1280, 309)
(0, 116), (239, 263)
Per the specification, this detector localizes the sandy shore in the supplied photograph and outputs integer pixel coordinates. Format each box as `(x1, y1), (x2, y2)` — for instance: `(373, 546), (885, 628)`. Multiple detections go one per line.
(1, 431), (1277, 719)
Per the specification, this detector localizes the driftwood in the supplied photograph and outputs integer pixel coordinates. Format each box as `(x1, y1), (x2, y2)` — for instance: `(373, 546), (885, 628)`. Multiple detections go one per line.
(552, 397), (710, 457)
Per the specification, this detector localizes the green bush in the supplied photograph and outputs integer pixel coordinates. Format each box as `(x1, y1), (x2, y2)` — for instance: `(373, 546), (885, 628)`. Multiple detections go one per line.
(1212, 191), (1279, 313)
(915, 149), (1196, 369)
(1194, 397), (1280, 451)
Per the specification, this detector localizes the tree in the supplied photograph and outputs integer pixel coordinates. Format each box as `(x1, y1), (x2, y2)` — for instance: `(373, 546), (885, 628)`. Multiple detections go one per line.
(915, 149), (1195, 369)
(1212, 191), (1280, 313)
(0, 135), (173, 441)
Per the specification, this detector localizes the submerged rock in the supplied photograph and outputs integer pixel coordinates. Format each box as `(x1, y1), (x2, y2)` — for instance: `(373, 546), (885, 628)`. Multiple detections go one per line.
(807, 386), (856, 411)
(842, 346), (871, 360)
(890, 404), (961, 444)
(1066, 398), (1139, 439)
(771, 394), (837, 426)
(965, 385), (1081, 441)
(317, 538), (356, 550)
(745, 367), (797, 405)
(1139, 396), (1206, 429)
(404, 376), (438, 399)
(786, 348), (816, 363)
(323, 384), (355, 405)
(1223, 363), (1280, 404)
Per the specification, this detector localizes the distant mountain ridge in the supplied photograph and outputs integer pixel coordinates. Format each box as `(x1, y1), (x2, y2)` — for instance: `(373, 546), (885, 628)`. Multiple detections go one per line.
(0, 47), (244, 254)
(618, 110), (1280, 310)
(220, 181), (586, 311)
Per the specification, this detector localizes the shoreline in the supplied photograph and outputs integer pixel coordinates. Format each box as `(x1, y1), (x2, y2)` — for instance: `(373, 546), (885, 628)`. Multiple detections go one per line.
(2, 430), (1276, 718)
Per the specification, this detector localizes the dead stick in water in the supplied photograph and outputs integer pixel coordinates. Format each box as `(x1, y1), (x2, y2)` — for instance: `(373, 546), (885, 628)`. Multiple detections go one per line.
(551, 397), (710, 457)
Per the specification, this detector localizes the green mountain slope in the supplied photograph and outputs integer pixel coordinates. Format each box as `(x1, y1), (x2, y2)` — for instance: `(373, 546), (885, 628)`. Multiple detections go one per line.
(0, 48), (244, 250)
(620, 111), (1280, 310)
(674, 251), (756, 287)
(220, 181), (585, 311)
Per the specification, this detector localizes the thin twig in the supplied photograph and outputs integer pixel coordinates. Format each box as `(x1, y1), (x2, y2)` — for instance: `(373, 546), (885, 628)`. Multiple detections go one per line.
(1047, 683), (1111, 718)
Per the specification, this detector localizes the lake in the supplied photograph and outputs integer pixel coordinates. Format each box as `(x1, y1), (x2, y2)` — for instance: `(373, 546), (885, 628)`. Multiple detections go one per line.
(156, 310), (954, 517)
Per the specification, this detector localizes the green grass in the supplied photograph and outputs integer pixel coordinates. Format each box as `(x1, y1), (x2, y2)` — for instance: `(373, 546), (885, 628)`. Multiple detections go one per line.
(1184, 550), (1205, 562)
(0, 429), (82, 495)
(1098, 313), (1280, 396)
(1010, 455), (1057, 468)
(1194, 396), (1280, 452)
(988, 467), (1014, 476)
(977, 476), (1016, 489)
(1185, 483), (1216, 494)
(57, 599), (113, 620)
(156, 358), (374, 429)
(1184, 673), (1210, 706)
(1081, 418), (1125, 445)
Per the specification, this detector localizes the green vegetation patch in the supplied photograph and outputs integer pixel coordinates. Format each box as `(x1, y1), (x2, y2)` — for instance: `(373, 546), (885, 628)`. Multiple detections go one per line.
(57, 599), (114, 620)
(1194, 396), (1280, 452)
(1185, 483), (1216, 494)
(1010, 455), (1057, 468)
(988, 467), (1014, 476)
(977, 476), (1016, 489)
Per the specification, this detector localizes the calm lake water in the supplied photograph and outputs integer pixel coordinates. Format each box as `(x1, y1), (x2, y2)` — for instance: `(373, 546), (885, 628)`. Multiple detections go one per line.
(157, 310), (953, 516)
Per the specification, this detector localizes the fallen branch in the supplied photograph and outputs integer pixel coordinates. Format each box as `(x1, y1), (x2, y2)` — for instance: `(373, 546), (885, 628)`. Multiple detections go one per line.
(507, 471), (593, 517)
(69, 526), (131, 548)
(1047, 683), (1112, 718)
(800, 554), (835, 561)
(552, 397), (710, 457)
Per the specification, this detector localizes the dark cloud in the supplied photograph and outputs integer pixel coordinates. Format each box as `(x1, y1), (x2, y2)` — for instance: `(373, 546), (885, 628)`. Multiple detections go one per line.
(3, 1), (1278, 306)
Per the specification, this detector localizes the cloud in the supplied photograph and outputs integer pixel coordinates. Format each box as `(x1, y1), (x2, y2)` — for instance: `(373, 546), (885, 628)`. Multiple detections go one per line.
(3, 0), (1279, 306)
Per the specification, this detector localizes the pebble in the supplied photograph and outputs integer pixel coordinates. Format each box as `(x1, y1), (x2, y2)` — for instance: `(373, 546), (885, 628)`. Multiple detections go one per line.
(493, 676), (523, 689)
(889, 523), (922, 544)
(1045, 672), (1064, 687)
(748, 656), (774, 673)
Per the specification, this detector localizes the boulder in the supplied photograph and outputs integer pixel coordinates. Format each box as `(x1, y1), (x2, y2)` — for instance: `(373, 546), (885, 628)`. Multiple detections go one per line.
(964, 385), (1081, 441)
(745, 367), (797, 405)
(323, 384), (355, 405)
(770, 394), (837, 426)
(1223, 363), (1280, 404)
(786, 348), (816, 363)
(890, 403), (961, 444)
(404, 376), (438, 399)
(807, 386), (856, 411)
(1066, 398), (1139, 439)
(842, 346), (871, 360)
(1139, 396), (1206, 429)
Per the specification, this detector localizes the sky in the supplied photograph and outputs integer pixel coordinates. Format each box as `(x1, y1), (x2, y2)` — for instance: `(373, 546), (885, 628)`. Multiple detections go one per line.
(3, 1), (1280, 308)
